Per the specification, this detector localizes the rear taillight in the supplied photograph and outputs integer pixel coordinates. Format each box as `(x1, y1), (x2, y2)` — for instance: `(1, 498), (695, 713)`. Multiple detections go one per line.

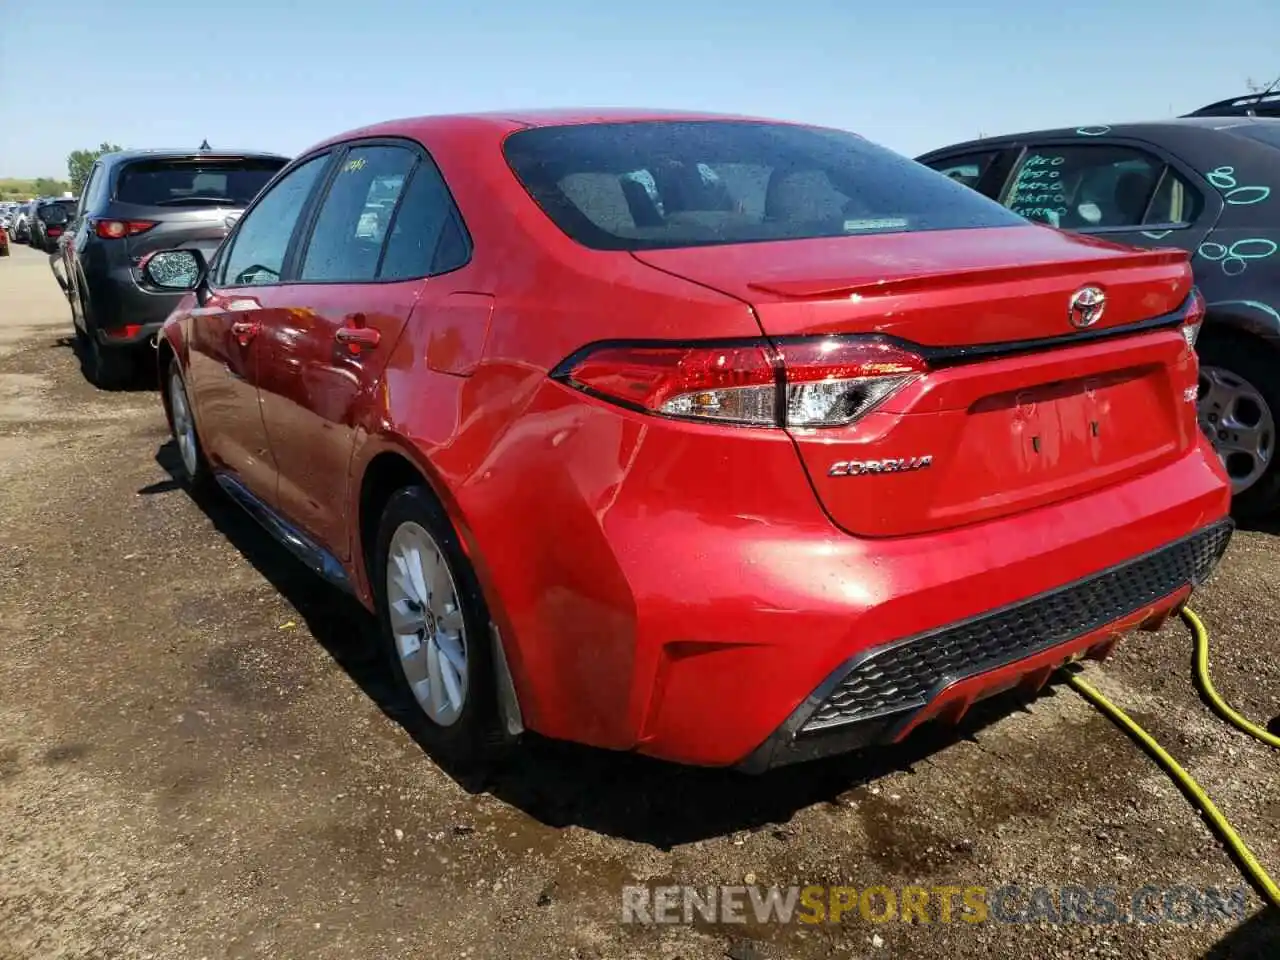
(93, 219), (157, 240)
(103, 324), (145, 340)
(1182, 287), (1206, 349)
(554, 337), (926, 428)
(776, 339), (925, 427)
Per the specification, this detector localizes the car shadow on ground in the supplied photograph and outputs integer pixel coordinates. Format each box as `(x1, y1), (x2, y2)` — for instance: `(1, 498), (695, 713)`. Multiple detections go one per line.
(52, 332), (159, 392)
(150, 439), (1071, 848)
(1236, 513), (1280, 537)
(1199, 906), (1280, 959)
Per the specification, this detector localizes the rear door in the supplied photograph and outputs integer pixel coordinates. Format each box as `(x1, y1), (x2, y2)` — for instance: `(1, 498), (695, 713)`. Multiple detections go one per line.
(256, 140), (470, 559)
(107, 154), (288, 262)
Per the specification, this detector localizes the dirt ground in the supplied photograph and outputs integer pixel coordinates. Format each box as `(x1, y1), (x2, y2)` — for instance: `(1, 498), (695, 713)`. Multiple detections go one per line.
(1, 242), (1278, 960)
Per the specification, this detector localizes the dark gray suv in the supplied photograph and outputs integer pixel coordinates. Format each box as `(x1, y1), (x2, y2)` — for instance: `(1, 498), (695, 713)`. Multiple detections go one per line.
(62, 147), (289, 386)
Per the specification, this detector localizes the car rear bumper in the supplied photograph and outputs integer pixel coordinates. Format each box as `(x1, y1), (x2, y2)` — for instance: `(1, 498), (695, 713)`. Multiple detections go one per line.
(737, 520), (1230, 772)
(629, 443), (1230, 769)
(476, 387), (1233, 768)
(84, 263), (182, 335)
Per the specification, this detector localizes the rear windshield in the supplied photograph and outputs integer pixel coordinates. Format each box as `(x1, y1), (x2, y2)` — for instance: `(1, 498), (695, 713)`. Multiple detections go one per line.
(114, 157), (288, 207)
(503, 121), (1025, 250)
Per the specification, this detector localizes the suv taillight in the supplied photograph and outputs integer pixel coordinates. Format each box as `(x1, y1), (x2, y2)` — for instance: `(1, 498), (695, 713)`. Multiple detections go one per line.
(93, 219), (157, 240)
(1182, 287), (1206, 349)
(553, 337), (926, 428)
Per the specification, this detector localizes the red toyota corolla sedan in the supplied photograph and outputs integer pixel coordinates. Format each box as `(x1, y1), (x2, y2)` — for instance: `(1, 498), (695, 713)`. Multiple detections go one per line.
(143, 110), (1233, 772)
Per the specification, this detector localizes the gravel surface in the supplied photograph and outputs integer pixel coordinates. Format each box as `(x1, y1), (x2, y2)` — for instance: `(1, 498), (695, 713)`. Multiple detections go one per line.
(1, 243), (1278, 959)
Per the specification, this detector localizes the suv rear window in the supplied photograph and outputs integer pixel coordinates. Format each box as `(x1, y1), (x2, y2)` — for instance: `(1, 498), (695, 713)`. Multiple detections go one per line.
(503, 121), (1024, 250)
(114, 157), (288, 207)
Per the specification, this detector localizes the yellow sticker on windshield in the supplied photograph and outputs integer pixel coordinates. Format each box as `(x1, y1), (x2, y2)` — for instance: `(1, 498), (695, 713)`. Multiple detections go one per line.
(342, 156), (366, 174)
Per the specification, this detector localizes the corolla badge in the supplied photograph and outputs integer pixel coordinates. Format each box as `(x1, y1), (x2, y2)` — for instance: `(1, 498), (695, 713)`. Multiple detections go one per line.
(828, 456), (933, 477)
(1068, 286), (1106, 329)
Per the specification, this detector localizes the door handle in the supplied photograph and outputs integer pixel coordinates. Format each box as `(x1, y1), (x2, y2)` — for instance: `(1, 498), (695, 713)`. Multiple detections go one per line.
(335, 325), (380, 352)
(230, 320), (259, 346)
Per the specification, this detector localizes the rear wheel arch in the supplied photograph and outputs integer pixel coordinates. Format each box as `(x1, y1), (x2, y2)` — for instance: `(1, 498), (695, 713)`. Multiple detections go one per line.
(1202, 300), (1280, 347)
(357, 451), (438, 578)
(354, 447), (478, 600)
(356, 449), (521, 754)
(1195, 316), (1280, 517)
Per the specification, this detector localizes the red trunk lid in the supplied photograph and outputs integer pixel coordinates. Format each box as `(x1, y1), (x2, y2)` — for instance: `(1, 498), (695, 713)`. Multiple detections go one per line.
(634, 225), (1200, 537)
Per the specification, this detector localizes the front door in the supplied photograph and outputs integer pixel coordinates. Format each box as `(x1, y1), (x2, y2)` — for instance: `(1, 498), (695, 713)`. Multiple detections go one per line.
(185, 152), (332, 502)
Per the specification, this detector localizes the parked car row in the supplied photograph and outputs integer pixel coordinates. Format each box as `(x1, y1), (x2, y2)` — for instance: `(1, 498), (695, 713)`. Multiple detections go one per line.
(93, 106), (1231, 773)
(2, 196), (77, 251)
(2, 200), (33, 243)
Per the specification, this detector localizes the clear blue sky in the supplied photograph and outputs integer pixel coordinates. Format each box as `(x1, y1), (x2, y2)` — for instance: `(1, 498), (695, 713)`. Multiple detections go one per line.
(3, 0), (1277, 179)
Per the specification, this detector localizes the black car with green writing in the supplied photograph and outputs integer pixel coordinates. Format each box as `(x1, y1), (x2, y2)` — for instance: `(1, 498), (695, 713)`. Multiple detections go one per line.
(918, 108), (1280, 519)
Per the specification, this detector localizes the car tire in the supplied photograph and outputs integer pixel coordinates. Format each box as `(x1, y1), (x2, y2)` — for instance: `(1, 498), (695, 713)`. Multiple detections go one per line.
(77, 290), (135, 389)
(83, 328), (136, 389)
(1196, 329), (1280, 520)
(166, 358), (211, 490)
(372, 485), (502, 766)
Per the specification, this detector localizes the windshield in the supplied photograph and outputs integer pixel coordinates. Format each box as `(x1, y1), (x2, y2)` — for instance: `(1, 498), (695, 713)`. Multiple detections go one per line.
(114, 156), (287, 207)
(503, 120), (1024, 251)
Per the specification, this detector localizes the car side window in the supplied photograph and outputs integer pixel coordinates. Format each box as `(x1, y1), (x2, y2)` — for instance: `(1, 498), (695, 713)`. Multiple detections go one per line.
(923, 151), (998, 190)
(1003, 144), (1202, 230)
(1144, 164), (1205, 226)
(219, 153), (329, 287)
(299, 145), (416, 283)
(78, 165), (100, 217)
(378, 158), (470, 280)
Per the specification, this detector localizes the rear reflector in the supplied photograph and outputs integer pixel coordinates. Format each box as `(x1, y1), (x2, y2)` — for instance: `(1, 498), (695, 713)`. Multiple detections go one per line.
(103, 324), (145, 340)
(1182, 287), (1206, 349)
(94, 219), (157, 239)
(555, 337), (926, 428)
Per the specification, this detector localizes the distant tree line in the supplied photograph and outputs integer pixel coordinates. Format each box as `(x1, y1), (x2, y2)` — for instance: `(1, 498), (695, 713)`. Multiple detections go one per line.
(0, 177), (71, 201)
(0, 141), (124, 201)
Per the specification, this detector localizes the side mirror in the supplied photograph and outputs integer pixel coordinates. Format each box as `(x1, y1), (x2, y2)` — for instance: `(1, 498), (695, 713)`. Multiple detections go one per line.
(141, 249), (206, 291)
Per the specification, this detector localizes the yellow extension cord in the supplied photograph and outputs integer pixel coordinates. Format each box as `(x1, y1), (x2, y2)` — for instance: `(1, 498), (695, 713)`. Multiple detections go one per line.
(1062, 606), (1280, 908)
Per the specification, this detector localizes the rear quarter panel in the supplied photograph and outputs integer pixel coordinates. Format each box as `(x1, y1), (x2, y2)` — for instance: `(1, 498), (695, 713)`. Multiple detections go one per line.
(343, 121), (777, 745)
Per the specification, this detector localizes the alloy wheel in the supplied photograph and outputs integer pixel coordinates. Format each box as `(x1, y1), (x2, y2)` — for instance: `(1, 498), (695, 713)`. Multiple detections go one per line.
(1198, 364), (1275, 495)
(385, 521), (469, 726)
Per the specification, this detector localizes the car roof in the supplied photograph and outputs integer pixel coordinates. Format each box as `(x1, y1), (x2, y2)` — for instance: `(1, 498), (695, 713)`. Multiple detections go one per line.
(916, 116), (1280, 159)
(305, 108), (816, 154)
